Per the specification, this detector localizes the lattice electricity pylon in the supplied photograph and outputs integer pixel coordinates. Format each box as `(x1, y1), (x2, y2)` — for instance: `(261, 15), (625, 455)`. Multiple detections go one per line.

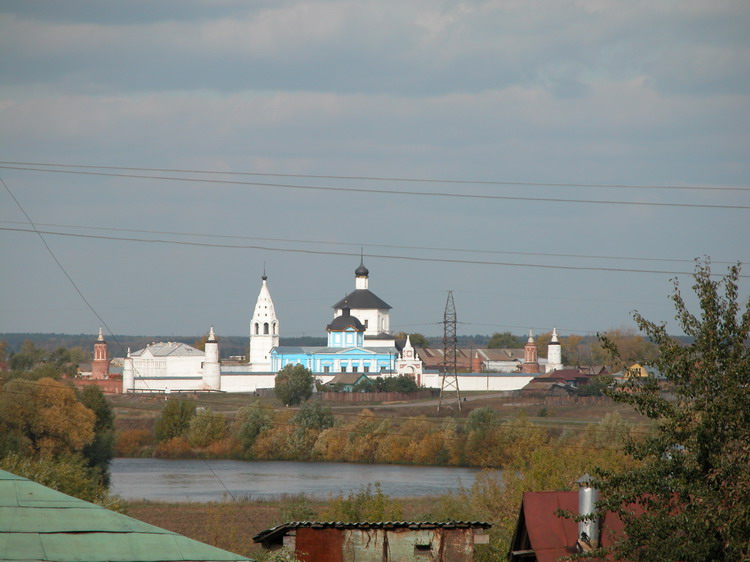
(438, 290), (462, 412)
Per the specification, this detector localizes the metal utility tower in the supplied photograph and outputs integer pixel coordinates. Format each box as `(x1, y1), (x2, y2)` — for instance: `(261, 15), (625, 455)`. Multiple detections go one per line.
(438, 290), (462, 411)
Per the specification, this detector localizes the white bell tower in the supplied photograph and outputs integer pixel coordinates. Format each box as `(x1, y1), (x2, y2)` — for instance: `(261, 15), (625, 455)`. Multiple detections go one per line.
(249, 273), (279, 372)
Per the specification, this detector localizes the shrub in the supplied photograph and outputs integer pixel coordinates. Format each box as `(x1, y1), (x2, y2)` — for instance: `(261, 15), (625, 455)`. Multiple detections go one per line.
(322, 482), (403, 522)
(155, 436), (193, 458)
(187, 408), (227, 448)
(236, 402), (273, 452)
(155, 399), (196, 442)
(292, 401), (334, 431)
(115, 429), (155, 456)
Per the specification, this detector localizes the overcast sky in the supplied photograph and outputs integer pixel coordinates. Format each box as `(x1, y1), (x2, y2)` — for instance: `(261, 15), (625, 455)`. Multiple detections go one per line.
(1, 0), (748, 348)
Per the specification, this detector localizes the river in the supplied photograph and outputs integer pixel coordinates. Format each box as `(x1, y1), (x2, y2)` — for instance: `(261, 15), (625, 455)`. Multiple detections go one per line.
(111, 458), (489, 502)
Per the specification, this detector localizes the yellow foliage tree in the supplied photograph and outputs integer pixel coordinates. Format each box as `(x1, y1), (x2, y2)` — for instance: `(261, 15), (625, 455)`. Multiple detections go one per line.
(0, 377), (95, 457)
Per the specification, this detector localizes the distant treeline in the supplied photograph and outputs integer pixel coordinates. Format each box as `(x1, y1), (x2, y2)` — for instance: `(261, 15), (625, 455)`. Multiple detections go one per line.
(0, 332), (692, 361)
(1, 332), (471, 358)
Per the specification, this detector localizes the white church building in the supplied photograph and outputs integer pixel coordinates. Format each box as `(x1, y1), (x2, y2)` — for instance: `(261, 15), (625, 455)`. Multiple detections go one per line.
(121, 261), (421, 393)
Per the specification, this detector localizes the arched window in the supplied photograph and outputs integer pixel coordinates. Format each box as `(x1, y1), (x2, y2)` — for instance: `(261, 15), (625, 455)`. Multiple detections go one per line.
(272, 322), (277, 335)
(254, 323), (259, 335)
(264, 322), (269, 335)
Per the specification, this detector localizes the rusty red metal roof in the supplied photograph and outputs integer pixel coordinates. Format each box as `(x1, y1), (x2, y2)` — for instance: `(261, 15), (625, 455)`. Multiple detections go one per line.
(511, 491), (631, 562)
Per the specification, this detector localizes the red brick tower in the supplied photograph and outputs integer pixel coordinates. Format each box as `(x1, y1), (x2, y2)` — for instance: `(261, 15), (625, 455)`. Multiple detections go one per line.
(522, 330), (540, 374)
(91, 327), (110, 379)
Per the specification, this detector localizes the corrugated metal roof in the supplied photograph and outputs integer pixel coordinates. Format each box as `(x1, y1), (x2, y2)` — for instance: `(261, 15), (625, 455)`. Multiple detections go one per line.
(0, 470), (251, 562)
(511, 491), (630, 562)
(253, 521), (491, 544)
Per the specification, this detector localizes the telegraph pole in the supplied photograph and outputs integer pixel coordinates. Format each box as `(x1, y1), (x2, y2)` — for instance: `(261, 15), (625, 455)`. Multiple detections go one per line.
(438, 290), (462, 411)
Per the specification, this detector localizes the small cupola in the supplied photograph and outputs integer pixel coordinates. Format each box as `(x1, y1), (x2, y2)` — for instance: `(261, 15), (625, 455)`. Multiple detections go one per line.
(327, 307), (365, 348)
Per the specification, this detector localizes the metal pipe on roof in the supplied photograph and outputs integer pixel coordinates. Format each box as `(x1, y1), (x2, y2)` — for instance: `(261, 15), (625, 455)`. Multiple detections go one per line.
(576, 473), (600, 550)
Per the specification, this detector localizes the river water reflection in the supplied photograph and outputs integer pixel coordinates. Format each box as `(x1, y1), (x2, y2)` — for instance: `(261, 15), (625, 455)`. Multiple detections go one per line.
(111, 458), (489, 502)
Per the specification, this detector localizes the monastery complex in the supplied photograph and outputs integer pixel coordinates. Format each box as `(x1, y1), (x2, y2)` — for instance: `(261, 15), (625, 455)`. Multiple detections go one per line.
(90, 261), (563, 393)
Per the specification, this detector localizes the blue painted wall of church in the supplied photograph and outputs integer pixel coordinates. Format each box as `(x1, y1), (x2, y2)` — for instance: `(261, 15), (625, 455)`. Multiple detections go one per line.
(271, 328), (396, 374)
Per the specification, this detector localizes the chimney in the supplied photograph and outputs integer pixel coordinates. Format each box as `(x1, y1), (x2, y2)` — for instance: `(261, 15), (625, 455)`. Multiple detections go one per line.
(576, 474), (600, 550)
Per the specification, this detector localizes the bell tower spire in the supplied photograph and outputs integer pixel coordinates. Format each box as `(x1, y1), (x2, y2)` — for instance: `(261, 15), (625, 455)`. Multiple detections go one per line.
(249, 272), (279, 372)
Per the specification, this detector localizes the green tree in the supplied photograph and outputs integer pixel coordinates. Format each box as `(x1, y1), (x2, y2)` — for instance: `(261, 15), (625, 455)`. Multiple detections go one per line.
(155, 399), (196, 442)
(487, 332), (522, 349)
(394, 332), (430, 347)
(591, 261), (750, 561)
(293, 401), (334, 431)
(353, 375), (419, 393)
(274, 365), (314, 405)
(187, 408), (227, 448)
(9, 340), (46, 371)
(237, 402), (273, 452)
(78, 385), (115, 485)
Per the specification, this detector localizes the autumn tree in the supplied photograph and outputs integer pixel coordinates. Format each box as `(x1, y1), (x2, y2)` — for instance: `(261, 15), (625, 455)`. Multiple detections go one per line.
(591, 261), (750, 561)
(274, 364), (314, 405)
(591, 327), (659, 371)
(0, 377), (95, 457)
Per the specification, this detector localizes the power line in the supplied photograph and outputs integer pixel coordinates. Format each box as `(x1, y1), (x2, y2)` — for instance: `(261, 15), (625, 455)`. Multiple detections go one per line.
(1, 160), (747, 192)
(3, 226), (746, 278)
(1, 219), (741, 266)
(0, 176), (159, 393)
(1, 164), (748, 210)
(0, 177), (120, 349)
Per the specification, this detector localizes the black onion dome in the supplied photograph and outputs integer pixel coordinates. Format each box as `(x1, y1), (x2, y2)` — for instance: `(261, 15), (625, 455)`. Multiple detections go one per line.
(327, 308), (365, 332)
(355, 259), (369, 277)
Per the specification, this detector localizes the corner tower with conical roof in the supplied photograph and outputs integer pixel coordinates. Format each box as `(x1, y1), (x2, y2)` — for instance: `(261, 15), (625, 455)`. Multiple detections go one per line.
(332, 258), (392, 341)
(249, 273), (279, 372)
(546, 327), (563, 373)
(203, 326), (221, 390)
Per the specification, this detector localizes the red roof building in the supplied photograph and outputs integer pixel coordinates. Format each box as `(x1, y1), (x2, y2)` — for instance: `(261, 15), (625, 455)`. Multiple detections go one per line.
(508, 489), (639, 561)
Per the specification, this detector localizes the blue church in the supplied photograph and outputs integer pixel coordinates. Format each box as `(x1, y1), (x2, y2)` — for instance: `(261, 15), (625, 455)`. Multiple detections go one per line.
(270, 261), (400, 379)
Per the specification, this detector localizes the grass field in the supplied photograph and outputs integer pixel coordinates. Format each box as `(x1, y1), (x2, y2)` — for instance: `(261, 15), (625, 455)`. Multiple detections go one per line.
(125, 495), (440, 560)
(110, 390), (648, 431)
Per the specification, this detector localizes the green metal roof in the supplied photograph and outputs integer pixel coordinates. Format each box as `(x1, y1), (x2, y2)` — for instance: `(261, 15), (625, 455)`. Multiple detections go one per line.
(0, 469), (252, 561)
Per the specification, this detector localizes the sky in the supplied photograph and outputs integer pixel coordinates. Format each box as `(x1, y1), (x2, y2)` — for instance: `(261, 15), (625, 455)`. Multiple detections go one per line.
(1, 0), (749, 347)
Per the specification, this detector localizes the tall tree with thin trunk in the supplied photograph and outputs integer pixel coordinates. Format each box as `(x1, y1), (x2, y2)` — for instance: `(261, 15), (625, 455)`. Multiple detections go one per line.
(590, 261), (750, 561)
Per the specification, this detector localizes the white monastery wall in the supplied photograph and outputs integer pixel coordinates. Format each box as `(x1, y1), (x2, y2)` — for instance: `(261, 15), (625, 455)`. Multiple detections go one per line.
(419, 372), (535, 392)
